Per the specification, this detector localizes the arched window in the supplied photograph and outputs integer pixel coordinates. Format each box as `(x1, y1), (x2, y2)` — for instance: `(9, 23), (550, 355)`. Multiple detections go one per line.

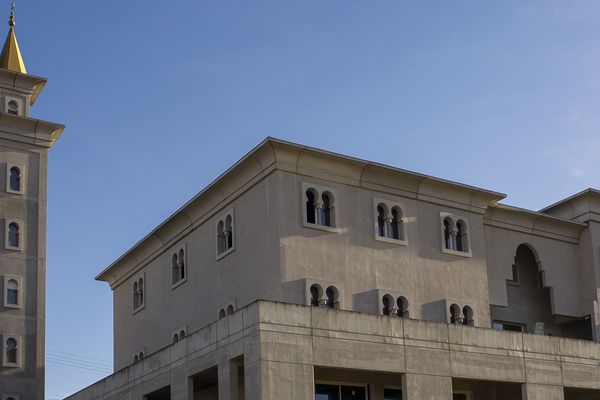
(310, 284), (321, 307)
(462, 306), (474, 326)
(450, 304), (462, 324)
(173, 333), (179, 343)
(138, 278), (144, 306)
(9, 166), (21, 192)
(178, 249), (185, 280)
(382, 294), (396, 316)
(443, 217), (455, 250)
(306, 189), (317, 224)
(320, 192), (334, 227)
(325, 286), (339, 309)
(391, 207), (403, 240)
(138, 352), (144, 360)
(6, 337), (17, 364)
(217, 221), (226, 254)
(171, 253), (179, 284)
(377, 205), (386, 237)
(7, 279), (18, 305)
(218, 309), (226, 319)
(456, 220), (468, 252)
(133, 281), (139, 310)
(7, 100), (18, 115)
(8, 222), (20, 248)
(397, 296), (409, 318)
(134, 354), (139, 363)
(225, 215), (233, 249)
(226, 304), (234, 315)
(180, 330), (185, 339)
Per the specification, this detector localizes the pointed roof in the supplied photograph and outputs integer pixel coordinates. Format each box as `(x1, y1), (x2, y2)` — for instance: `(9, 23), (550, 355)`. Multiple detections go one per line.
(0, 4), (26, 74)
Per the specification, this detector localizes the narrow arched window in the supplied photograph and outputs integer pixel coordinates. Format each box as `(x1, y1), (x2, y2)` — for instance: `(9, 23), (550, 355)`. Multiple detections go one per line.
(321, 193), (333, 227)
(138, 278), (144, 306)
(456, 220), (468, 252)
(7, 279), (18, 305)
(391, 207), (403, 240)
(8, 222), (20, 248)
(217, 221), (226, 254)
(178, 249), (185, 280)
(310, 285), (321, 307)
(139, 352), (144, 360)
(382, 294), (395, 316)
(325, 286), (338, 309)
(397, 296), (409, 318)
(9, 167), (21, 192)
(443, 218), (454, 250)
(306, 189), (316, 224)
(218, 309), (226, 319)
(226, 304), (234, 315)
(7, 100), (18, 115)
(6, 338), (17, 364)
(225, 215), (233, 250)
(180, 330), (185, 339)
(377, 205), (386, 237)
(173, 333), (179, 343)
(171, 253), (179, 285)
(450, 304), (462, 324)
(133, 354), (139, 363)
(462, 306), (474, 326)
(133, 281), (139, 310)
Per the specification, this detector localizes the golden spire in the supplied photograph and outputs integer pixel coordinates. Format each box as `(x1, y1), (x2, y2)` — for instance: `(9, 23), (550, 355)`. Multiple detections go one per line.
(0, 3), (26, 73)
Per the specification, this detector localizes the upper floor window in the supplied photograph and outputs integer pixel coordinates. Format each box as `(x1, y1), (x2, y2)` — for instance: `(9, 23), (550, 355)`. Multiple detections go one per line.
(302, 183), (338, 231)
(374, 198), (406, 243)
(441, 213), (471, 256)
(3, 337), (18, 366)
(7, 100), (18, 115)
(307, 282), (340, 309)
(216, 210), (235, 258)
(9, 167), (20, 192)
(5, 278), (19, 307)
(449, 303), (475, 326)
(382, 294), (409, 318)
(6, 221), (21, 250)
(171, 248), (185, 287)
(132, 276), (145, 312)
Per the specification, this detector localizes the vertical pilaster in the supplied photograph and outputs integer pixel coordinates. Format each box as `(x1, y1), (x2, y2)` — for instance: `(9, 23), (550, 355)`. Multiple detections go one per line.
(402, 373), (452, 400)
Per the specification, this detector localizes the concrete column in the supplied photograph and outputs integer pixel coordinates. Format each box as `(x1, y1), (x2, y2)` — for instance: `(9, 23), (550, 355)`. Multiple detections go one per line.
(402, 373), (452, 400)
(170, 365), (191, 400)
(522, 383), (564, 400)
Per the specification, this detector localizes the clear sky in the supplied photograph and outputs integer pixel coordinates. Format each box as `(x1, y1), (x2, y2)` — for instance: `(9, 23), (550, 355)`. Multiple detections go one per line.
(8, 0), (600, 398)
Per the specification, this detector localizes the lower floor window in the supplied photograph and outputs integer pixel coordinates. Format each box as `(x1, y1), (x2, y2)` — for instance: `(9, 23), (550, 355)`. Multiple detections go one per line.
(492, 321), (525, 332)
(384, 389), (402, 400)
(316, 384), (367, 400)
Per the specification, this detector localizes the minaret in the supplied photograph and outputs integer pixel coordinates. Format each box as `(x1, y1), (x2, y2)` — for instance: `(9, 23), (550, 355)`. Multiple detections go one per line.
(0, 4), (65, 400)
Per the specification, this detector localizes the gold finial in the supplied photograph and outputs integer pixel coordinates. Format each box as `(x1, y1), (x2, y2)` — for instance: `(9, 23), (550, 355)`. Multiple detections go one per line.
(8, 3), (14, 27)
(0, 2), (26, 73)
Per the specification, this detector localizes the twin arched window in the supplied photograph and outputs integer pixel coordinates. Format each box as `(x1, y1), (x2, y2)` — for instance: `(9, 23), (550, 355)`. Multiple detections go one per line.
(172, 249), (185, 285)
(133, 351), (144, 363)
(382, 294), (409, 318)
(305, 187), (336, 228)
(133, 277), (144, 311)
(173, 329), (186, 343)
(309, 284), (340, 309)
(450, 304), (474, 326)
(217, 213), (234, 256)
(7, 222), (20, 249)
(376, 201), (405, 241)
(218, 304), (235, 319)
(443, 216), (469, 253)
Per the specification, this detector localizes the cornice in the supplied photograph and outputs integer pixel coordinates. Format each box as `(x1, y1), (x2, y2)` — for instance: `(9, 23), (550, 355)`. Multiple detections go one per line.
(0, 112), (64, 148)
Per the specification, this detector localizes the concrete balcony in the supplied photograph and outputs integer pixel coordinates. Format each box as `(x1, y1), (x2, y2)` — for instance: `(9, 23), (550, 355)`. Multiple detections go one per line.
(66, 301), (600, 400)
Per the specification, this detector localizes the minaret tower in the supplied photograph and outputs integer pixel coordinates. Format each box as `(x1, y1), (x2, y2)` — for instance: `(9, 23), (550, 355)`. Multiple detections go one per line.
(0, 4), (64, 400)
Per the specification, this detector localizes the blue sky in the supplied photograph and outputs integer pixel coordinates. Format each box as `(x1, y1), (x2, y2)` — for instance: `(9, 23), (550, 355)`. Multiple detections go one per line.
(9, 1), (600, 397)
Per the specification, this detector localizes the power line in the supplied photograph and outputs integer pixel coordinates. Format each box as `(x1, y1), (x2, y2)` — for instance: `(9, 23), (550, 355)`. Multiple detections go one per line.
(45, 352), (113, 369)
(46, 365), (87, 386)
(46, 349), (112, 366)
(46, 358), (112, 374)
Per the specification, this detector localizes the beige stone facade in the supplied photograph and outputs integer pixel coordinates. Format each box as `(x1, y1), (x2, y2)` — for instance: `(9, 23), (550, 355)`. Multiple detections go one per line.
(0, 69), (64, 399)
(69, 138), (600, 400)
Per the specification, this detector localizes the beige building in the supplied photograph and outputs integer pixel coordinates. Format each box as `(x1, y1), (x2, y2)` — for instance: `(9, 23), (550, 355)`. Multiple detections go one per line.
(66, 137), (600, 400)
(0, 7), (65, 400)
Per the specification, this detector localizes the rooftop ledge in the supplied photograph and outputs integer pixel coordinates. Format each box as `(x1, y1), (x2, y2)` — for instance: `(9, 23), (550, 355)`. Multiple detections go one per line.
(66, 300), (600, 400)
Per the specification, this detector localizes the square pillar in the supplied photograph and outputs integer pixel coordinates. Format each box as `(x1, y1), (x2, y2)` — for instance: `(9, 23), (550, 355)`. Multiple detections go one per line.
(522, 383), (564, 400)
(170, 365), (191, 400)
(402, 373), (453, 400)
